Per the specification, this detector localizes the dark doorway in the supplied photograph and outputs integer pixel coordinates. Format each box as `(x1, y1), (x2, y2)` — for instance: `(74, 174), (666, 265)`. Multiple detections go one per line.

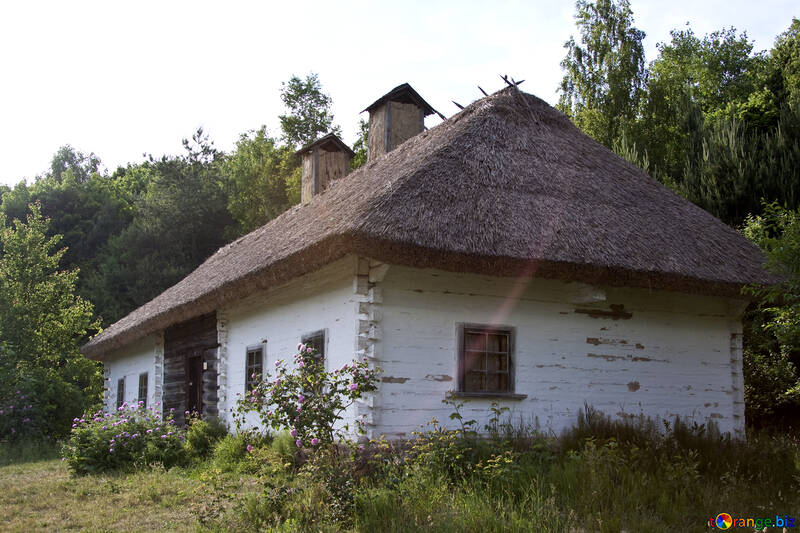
(186, 353), (204, 415)
(163, 313), (219, 425)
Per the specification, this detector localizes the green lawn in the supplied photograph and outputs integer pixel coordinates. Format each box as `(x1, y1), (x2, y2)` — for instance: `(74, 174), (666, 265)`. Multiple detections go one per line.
(0, 459), (204, 532)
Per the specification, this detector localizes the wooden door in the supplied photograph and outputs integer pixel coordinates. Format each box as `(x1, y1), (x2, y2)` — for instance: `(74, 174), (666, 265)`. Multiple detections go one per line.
(185, 353), (204, 416)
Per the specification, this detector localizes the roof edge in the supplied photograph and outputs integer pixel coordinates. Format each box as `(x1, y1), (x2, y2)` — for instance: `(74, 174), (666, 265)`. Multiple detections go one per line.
(83, 231), (765, 359)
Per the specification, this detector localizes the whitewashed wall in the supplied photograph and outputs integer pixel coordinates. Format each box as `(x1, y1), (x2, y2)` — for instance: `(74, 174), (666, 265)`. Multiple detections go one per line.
(103, 335), (158, 412)
(221, 257), (361, 431)
(373, 265), (746, 438)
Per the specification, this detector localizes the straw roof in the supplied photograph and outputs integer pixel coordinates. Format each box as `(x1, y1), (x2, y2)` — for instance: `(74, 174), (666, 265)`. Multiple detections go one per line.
(82, 87), (774, 359)
(295, 133), (355, 157)
(363, 83), (440, 117)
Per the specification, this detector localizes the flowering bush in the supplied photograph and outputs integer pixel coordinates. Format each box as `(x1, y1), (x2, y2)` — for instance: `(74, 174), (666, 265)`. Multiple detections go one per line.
(61, 402), (188, 474)
(0, 388), (39, 442)
(235, 343), (379, 450)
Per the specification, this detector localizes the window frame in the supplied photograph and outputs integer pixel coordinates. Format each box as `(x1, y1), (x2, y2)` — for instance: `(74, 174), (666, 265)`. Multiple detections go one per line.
(245, 343), (266, 392)
(116, 377), (125, 409)
(301, 329), (327, 366)
(455, 323), (526, 399)
(138, 372), (148, 408)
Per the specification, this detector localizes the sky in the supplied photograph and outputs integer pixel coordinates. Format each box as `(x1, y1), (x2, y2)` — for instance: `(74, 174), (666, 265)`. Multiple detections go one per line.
(0, 0), (796, 186)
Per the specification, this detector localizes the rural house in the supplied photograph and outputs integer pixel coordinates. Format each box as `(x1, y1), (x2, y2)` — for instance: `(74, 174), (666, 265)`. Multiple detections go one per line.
(82, 83), (774, 439)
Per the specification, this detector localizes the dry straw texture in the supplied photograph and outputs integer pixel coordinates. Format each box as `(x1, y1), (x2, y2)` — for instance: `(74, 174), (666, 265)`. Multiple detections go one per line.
(83, 88), (774, 359)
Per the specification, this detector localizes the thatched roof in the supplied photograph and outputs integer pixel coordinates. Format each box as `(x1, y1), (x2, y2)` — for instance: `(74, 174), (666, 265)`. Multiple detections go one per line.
(363, 83), (440, 117)
(83, 87), (774, 359)
(295, 133), (355, 157)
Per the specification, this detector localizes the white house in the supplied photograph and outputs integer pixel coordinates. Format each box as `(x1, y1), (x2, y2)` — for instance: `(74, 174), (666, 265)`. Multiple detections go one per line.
(82, 84), (774, 439)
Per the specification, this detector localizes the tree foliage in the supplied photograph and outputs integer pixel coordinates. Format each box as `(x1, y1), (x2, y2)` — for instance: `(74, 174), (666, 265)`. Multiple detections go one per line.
(0, 203), (101, 438)
(279, 73), (340, 148)
(742, 204), (800, 425)
(558, 0), (646, 146)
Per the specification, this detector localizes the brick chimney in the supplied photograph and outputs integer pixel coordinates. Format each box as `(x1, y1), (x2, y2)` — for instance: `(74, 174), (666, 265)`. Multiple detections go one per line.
(296, 133), (355, 204)
(364, 83), (438, 161)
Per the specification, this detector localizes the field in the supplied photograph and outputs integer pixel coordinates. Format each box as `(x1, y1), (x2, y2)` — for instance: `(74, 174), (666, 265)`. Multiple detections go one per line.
(1, 413), (799, 533)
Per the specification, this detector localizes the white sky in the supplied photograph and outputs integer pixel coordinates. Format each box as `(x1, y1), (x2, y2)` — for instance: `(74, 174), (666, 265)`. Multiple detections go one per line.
(0, 0), (796, 186)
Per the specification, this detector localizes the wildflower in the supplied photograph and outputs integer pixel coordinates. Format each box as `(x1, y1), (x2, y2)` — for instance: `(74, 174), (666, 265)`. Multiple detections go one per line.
(297, 343), (303, 351)
(290, 428), (297, 437)
(295, 439), (303, 448)
(247, 444), (254, 453)
(298, 361), (305, 367)
(109, 448), (114, 453)
(297, 406), (302, 413)
(311, 438), (319, 446)
(349, 383), (358, 391)
(161, 435), (167, 439)
(306, 347), (312, 353)
(297, 394), (305, 403)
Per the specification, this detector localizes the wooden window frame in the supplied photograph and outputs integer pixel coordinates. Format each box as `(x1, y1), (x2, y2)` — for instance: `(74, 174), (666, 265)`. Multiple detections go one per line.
(245, 343), (265, 392)
(116, 377), (125, 409)
(301, 329), (327, 366)
(454, 323), (526, 400)
(138, 372), (148, 408)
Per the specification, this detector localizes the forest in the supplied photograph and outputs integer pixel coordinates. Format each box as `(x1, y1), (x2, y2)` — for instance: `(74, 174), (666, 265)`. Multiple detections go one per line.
(0, 0), (798, 441)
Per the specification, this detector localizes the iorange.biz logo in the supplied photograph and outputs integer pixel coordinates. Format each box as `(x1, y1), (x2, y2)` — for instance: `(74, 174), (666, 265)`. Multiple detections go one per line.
(709, 512), (796, 529)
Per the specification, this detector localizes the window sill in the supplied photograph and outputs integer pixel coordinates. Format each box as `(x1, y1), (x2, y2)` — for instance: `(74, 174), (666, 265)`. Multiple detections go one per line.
(447, 391), (528, 401)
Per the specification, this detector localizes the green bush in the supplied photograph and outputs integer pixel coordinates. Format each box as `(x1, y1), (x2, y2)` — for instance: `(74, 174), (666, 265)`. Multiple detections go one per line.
(184, 416), (228, 458)
(61, 403), (187, 475)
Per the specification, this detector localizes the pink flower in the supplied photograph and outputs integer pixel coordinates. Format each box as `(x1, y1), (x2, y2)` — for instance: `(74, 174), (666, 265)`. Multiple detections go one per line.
(306, 347), (312, 353)
(297, 394), (304, 403)
(297, 406), (302, 413)
(349, 383), (358, 391)
(295, 439), (303, 448)
(246, 444), (254, 453)
(311, 438), (319, 446)
(298, 361), (304, 368)
(290, 428), (297, 437)
(297, 343), (303, 350)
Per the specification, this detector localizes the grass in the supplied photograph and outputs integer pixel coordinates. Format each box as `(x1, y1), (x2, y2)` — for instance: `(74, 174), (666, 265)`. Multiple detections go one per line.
(0, 458), (206, 532)
(1, 410), (799, 532)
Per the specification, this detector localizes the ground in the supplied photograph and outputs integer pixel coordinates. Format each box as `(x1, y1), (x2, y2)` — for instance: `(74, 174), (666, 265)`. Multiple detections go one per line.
(0, 459), (203, 532)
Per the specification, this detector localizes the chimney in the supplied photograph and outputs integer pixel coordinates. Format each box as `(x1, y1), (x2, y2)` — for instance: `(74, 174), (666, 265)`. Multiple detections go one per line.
(296, 133), (355, 204)
(363, 83), (438, 162)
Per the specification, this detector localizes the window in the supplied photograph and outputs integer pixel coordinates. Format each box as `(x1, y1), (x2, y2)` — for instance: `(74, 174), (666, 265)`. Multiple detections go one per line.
(301, 330), (325, 365)
(246, 345), (264, 392)
(458, 325), (514, 394)
(116, 378), (125, 409)
(138, 373), (148, 408)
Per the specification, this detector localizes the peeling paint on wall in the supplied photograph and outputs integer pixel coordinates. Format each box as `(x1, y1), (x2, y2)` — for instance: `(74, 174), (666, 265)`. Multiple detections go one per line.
(382, 376), (410, 383)
(575, 304), (633, 320)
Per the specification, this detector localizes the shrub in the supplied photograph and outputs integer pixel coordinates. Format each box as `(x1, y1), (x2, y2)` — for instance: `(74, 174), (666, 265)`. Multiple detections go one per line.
(184, 415), (228, 458)
(61, 402), (188, 475)
(235, 342), (379, 450)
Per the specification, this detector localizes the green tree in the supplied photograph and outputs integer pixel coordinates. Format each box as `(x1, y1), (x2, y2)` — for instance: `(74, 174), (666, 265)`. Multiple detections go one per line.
(225, 127), (298, 234)
(0, 203), (101, 437)
(350, 118), (369, 170)
(742, 203), (800, 426)
(279, 73), (340, 147)
(91, 130), (234, 323)
(558, 0), (646, 147)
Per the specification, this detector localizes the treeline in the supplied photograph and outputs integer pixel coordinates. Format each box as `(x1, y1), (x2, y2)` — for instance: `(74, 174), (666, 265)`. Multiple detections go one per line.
(559, 1), (800, 426)
(0, 74), (366, 329)
(559, 1), (800, 227)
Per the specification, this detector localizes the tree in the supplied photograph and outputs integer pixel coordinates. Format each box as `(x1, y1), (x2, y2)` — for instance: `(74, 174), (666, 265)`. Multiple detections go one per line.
(226, 127), (298, 234)
(90, 129), (234, 323)
(558, 0), (647, 147)
(742, 203), (800, 426)
(279, 73), (340, 147)
(350, 119), (369, 170)
(0, 203), (101, 437)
